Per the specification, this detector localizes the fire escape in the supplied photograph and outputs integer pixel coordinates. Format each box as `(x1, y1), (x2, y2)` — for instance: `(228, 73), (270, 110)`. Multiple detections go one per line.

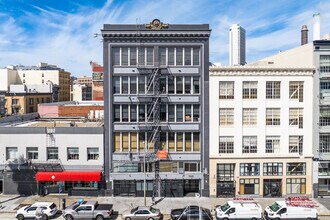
(31, 127), (64, 172)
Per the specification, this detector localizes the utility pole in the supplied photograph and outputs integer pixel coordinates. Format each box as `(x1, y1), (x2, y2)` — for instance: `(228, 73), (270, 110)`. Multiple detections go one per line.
(144, 142), (146, 206)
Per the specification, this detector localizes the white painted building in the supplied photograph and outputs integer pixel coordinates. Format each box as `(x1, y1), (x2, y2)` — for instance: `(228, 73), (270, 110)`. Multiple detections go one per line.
(229, 24), (246, 66)
(0, 117), (103, 195)
(209, 66), (315, 197)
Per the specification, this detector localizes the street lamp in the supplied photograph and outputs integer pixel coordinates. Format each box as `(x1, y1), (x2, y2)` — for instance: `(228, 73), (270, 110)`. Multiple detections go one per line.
(144, 141), (146, 206)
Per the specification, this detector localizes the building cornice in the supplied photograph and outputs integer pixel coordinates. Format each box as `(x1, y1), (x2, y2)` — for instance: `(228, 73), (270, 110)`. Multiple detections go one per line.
(101, 31), (211, 39)
(210, 66), (315, 76)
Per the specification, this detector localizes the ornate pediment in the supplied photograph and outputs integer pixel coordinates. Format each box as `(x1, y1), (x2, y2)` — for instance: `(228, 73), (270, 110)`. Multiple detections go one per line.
(145, 19), (169, 30)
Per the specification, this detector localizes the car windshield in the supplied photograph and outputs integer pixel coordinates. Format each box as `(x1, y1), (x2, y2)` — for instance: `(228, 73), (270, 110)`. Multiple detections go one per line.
(24, 206), (31, 210)
(131, 207), (138, 214)
(49, 203), (56, 209)
(220, 203), (230, 212)
(72, 204), (79, 210)
(269, 202), (281, 212)
(150, 207), (157, 213)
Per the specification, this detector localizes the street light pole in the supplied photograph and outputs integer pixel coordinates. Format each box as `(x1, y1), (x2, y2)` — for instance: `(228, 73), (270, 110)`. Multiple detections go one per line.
(144, 141), (146, 206)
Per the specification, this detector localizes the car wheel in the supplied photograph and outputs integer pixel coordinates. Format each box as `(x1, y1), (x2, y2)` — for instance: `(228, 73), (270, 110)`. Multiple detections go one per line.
(42, 214), (48, 220)
(148, 218), (154, 220)
(125, 217), (132, 220)
(96, 215), (104, 220)
(275, 218), (281, 220)
(223, 218), (229, 220)
(65, 215), (74, 220)
(306, 218), (312, 220)
(16, 214), (24, 220)
(251, 218), (257, 220)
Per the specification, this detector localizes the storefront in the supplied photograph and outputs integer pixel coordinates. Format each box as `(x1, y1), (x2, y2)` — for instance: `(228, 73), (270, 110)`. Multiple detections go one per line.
(36, 171), (104, 196)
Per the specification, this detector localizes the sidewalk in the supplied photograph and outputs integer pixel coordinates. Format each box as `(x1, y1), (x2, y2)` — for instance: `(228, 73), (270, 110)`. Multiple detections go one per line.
(5, 194), (330, 218)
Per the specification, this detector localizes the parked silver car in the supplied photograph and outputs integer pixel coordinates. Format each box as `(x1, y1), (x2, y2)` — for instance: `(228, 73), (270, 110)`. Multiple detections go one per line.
(123, 206), (161, 220)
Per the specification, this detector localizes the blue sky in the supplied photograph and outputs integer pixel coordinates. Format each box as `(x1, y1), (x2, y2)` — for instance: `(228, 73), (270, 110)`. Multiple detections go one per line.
(0, 0), (329, 76)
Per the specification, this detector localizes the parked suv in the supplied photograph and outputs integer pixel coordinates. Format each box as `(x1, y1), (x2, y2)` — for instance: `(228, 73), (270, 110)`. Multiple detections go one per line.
(16, 202), (58, 220)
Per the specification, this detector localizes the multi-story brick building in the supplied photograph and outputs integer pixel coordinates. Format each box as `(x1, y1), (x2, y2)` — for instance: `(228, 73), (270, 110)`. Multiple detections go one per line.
(102, 19), (211, 197)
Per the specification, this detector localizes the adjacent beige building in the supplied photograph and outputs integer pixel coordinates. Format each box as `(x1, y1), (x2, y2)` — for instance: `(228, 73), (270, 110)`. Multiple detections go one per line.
(209, 66), (315, 197)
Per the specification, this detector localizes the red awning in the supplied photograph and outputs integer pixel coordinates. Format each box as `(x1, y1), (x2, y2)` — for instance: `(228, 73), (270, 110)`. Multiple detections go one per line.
(36, 171), (101, 182)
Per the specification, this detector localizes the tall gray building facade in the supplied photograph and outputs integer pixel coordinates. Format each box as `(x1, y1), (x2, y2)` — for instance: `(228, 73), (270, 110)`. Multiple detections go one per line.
(102, 19), (211, 197)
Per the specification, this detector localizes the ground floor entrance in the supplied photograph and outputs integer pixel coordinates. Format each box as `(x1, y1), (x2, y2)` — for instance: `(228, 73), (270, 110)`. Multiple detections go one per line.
(217, 181), (235, 197)
(113, 179), (200, 197)
(0, 179), (3, 194)
(318, 178), (330, 196)
(263, 179), (282, 197)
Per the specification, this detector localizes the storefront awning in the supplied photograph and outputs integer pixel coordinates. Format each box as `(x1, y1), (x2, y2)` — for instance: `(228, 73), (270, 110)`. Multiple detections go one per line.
(36, 171), (101, 182)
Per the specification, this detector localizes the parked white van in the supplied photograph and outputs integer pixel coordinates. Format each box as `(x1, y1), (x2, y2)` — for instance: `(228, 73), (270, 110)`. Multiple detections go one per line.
(264, 201), (318, 220)
(216, 200), (262, 220)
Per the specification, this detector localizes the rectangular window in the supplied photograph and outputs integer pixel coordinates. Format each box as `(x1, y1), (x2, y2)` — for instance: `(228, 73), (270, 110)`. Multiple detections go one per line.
(47, 147), (58, 160)
(240, 163), (260, 176)
(266, 108), (281, 125)
(266, 81), (281, 99)
(289, 81), (304, 102)
(67, 147), (79, 160)
(112, 47), (120, 65)
(160, 132), (167, 150)
(287, 163), (306, 175)
(289, 108), (303, 128)
(219, 136), (234, 154)
(160, 76), (166, 93)
(130, 76), (137, 94)
(287, 178), (306, 194)
(217, 164), (235, 182)
(176, 47), (183, 65)
(320, 134), (330, 153)
(138, 76), (145, 94)
(176, 105), (183, 122)
(184, 163), (199, 172)
(185, 104), (191, 122)
(265, 136), (280, 153)
(239, 179), (259, 195)
(114, 132), (120, 152)
(184, 47), (191, 65)
(176, 133), (183, 152)
(139, 105), (145, 122)
(159, 47), (166, 66)
(130, 47), (137, 65)
(122, 132), (129, 152)
(138, 47), (145, 66)
(147, 132), (154, 151)
(193, 48), (200, 65)
(320, 55), (330, 73)
(289, 136), (303, 154)
(27, 147), (38, 160)
(242, 108), (257, 126)
(87, 148), (99, 160)
(113, 76), (120, 94)
(320, 107), (330, 126)
(193, 105), (199, 122)
(168, 105), (175, 122)
(122, 105), (129, 122)
(122, 76), (128, 94)
(263, 163), (283, 176)
(193, 132), (200, 152)
(122, 47), (128, 66)
(192, 77), (199, 94)
(6, 147), (18, 160)
(168, 48), (175, 65)
(185, 76), (191, 94)
(242, 81), (258, 99)
(168, 132), (175, 152)
(29, 98), (33, 105)
(131, 133), (137, 152)
(139, 132), (145, 152)
(176, 76), (183, 94)
(114, 105), (120, 122)
(146, 47), (153, 65)
(219, 108), (234, 126)
(219, 82), (234, 99)
(130, 105), (137, 122)
(185, 133), (192, 151)
(168, 76), (174, 94)
(242, 136), (257, 153)
(160, 104), (167, 122)
(319, 162), (330, 176)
